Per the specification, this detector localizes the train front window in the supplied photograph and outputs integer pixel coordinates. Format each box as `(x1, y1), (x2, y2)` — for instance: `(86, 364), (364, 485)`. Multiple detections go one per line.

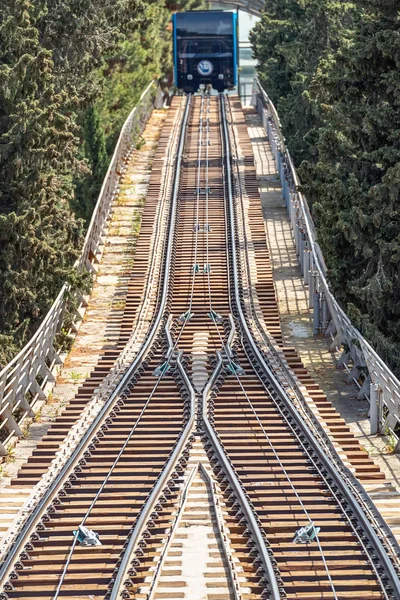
(175, 11), (233, 38)
(179, 39), (233, 59)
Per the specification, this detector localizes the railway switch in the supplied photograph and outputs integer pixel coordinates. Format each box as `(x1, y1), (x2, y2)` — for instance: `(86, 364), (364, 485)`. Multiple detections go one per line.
(226, 361), (245, 376)
(179, 310), (194, 323)
(153, 362), (171, 377)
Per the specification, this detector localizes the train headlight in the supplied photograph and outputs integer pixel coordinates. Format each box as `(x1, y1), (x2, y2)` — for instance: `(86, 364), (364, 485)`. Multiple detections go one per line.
(187, 74), (193, 80)
(218, 74), (224, 80)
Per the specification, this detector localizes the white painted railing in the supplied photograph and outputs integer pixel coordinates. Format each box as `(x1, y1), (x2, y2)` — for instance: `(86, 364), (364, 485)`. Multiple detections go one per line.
(0, 81), (162, 454)
(252, 78), (400, 446)
(80, 81), (161, 271)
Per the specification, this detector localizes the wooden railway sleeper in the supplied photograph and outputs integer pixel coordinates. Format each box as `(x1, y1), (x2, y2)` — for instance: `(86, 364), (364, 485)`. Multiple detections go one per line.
(109, 439), (193, 599)
(226, 312), (399, 596)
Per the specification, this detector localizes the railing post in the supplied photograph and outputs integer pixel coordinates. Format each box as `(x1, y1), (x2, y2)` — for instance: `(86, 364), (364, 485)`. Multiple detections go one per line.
(369, 383), (381, 435)
(0, 407), (22, 444)
(283, 175), (290, 208)
(299, 233), (306, 275)
(287, 191), (293, 222)
(266, 117), (271, 141)
(277, 151), (283, 182)
(294, 218), (300, 256)
(309, 268), (319, 310)
(303, 244), (310, 286)
(313, 291), (321, 334)
(290, 196), (297, 235)
(321, 292), (330, 331)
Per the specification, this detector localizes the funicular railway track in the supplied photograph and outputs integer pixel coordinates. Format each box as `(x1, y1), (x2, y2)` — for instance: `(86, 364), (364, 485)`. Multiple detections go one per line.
(1, 94), (400, 600)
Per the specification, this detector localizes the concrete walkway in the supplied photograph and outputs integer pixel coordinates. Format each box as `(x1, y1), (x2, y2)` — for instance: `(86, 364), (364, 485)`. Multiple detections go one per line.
(246, 109), (400, 541)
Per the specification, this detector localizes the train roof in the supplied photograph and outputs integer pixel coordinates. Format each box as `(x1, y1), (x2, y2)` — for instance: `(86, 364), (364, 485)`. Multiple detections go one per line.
(173, 2), (264, 18)
(210, 1), (264, 17)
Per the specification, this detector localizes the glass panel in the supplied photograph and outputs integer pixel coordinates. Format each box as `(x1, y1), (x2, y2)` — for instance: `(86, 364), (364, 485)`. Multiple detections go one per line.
(237, 9), (260, 41)
(179, 39), (233, 59)
(176, 11), (233, 37)
(240, 65), (256, 77)
(239, 47), (254, 63)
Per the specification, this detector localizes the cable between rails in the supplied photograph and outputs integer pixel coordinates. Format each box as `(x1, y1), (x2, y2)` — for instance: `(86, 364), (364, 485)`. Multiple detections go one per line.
(53, 363), (170, 599)
(167, 92), (208, 350)
(53, 93), (217, 598)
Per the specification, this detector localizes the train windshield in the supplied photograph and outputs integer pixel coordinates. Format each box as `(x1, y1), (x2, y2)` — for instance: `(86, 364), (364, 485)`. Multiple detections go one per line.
(179, 39), (233, 59)
(175, 11), (234, 38)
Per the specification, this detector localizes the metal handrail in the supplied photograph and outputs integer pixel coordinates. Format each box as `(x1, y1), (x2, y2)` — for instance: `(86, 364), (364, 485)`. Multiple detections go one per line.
(0, 94), (190, 590)
(0, 82), (161, 452)
(252, 77), (400, 442)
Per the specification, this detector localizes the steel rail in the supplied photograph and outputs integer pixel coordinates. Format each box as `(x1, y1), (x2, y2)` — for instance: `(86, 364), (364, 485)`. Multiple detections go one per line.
(225, 92), (400, 548)
(144, 461), (243, 600)
(199, 463), (243, 600)
(51, 311), (185, 598)
(221, 94), (400, 597)
(109, 350), (196, 600)
(121, 94), (242, 600)
(199, 93), (281, 600)
(227, 92), (400, 571)
(240, 335), (394, 600)
(0, 95), (192, 591)
(171, 93), (204, 341)
(145, 464), (198, 600)
(115, 89), (186, 359)
(202, 355), (280, 600)
(109, 94), (202, 598)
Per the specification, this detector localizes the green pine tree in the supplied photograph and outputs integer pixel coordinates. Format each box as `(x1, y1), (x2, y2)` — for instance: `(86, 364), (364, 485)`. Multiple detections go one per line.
(0, 0), (83, 364)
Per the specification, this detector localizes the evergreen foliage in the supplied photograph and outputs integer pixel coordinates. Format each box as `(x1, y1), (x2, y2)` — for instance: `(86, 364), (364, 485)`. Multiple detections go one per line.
(251, 1), (400, 371)
(73, 106), (109, 221)
(0, 0), (82, 365)
(0, 0), (201, 368)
